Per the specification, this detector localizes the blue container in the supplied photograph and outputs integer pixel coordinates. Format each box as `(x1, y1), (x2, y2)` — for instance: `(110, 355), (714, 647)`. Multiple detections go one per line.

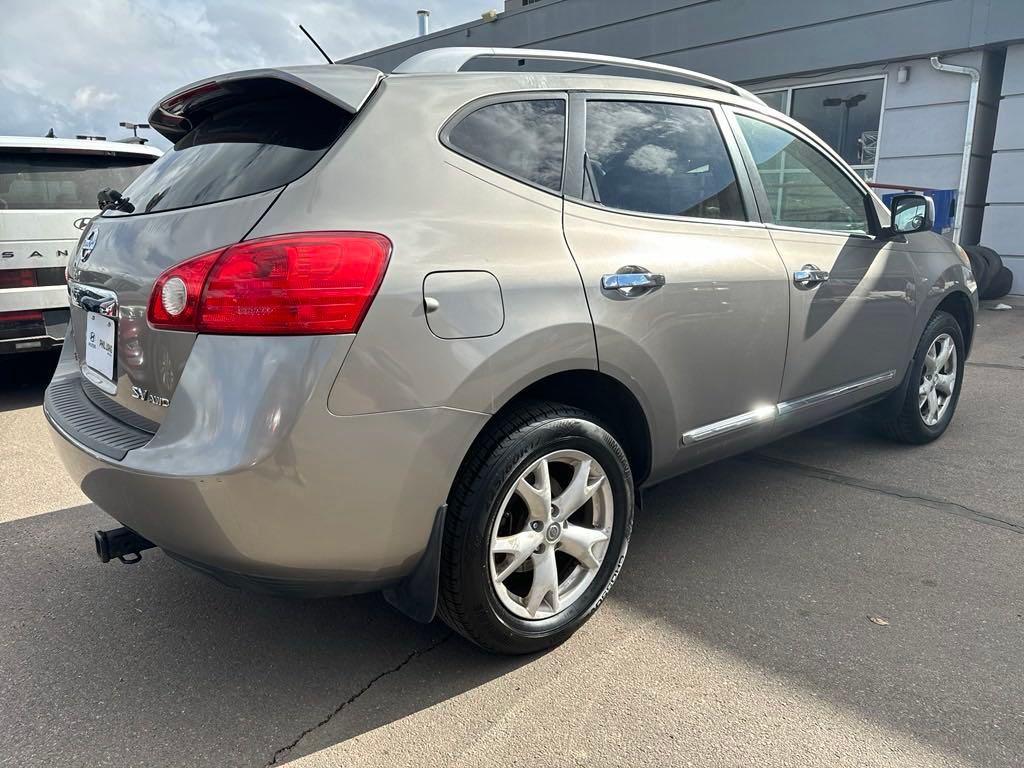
(881, 188), (956, 236)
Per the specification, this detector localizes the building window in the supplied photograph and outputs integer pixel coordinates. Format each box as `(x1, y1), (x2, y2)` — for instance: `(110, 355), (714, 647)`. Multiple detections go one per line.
(758, 90), (788, 113)
(755, 77), (884, 181)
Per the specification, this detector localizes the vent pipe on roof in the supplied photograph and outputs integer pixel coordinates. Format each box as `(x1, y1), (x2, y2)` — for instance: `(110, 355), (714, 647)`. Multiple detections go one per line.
(417, 9), (430, 37)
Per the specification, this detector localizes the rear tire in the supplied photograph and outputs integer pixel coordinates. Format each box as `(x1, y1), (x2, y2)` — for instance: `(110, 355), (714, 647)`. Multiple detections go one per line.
(878, 311), (965, 444)
(438, 402), (633, 655)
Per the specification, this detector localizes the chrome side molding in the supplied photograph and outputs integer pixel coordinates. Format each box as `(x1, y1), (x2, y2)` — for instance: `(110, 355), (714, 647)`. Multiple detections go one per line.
(775, 369), (896, 416)
(682, 404), (776, 444)
(681, 369), (898, 445)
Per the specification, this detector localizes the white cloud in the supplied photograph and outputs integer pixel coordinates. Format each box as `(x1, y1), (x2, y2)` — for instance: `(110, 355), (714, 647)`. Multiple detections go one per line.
(71, 86), (118, 111)
(0, 0), (484, 147)
(626, 144), (678, 176)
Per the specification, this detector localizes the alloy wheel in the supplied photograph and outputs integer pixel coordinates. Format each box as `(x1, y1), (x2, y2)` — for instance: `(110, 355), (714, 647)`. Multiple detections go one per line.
(488, 449), (614, 620)
(919, 332), (957, 426)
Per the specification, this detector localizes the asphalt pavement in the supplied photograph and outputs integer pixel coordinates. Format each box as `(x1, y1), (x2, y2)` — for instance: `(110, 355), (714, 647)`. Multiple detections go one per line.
(1, 300), (1022, 767)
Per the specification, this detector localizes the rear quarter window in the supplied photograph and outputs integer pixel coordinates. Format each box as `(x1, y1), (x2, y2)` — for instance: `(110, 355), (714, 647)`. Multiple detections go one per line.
(115, 89), (350, 216)
(445, 98), (566, 191)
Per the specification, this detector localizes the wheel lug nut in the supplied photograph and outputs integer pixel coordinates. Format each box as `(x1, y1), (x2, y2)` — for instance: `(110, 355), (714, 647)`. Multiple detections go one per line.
(530, 521), (543, 532)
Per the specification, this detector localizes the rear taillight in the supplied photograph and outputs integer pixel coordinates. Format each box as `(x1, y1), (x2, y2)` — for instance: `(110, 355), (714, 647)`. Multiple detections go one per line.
(0, 269), (38, 290)
(0, 310), (44, 324)
(148, 232), (391, 335)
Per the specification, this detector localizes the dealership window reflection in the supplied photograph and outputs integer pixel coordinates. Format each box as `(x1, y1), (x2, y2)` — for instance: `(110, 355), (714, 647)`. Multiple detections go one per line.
(755, 78), (883, 180)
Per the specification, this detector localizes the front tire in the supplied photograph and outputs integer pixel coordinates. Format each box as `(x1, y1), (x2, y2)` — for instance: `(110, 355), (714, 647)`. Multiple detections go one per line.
(879, 310), (965, 444)
(438, 402), (633, 655)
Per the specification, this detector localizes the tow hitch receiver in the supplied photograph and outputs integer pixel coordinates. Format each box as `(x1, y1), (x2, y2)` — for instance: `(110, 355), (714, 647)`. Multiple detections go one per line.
(95, 527), (155, 564)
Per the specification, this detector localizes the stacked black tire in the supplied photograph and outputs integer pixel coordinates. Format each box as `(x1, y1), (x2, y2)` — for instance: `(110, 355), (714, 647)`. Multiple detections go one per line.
(964, 245), (1014, 300)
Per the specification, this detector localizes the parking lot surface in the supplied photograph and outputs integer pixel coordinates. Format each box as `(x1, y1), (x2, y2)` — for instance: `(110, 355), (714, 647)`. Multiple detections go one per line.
(1, 301), (1022, 767)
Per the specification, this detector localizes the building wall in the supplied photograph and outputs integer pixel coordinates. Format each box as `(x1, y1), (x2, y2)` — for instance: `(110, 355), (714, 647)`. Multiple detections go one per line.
(982, 43), (1024, 293)
(347, 0), (1024, 290)
(344, 0), (1024, 82)
(752, 50), (1001, 246)
(748, 55), (977, 190)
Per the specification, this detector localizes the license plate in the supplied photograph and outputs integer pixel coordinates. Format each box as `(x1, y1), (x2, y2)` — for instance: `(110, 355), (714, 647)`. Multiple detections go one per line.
(85, 312), (116, 382)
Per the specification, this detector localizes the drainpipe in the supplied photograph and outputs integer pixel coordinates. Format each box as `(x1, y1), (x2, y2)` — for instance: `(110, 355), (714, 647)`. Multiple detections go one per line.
(930, 56), (980, 245)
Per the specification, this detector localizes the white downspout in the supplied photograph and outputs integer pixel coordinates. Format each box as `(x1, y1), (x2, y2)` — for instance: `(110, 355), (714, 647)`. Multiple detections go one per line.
(930, 56), (980, 245)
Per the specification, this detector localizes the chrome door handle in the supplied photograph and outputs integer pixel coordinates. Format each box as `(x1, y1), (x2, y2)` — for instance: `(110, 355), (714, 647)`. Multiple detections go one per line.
(793, 265), (830, 287)
(601, 270), (666, 294)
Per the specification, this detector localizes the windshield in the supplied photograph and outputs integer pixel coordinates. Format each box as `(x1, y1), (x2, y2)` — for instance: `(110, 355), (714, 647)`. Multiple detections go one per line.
(0, 152), (152, 210)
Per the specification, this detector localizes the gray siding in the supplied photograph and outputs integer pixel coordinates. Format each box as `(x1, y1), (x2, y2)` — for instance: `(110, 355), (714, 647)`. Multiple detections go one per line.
(874, 53), (979, 193)
(345, 0), (1024, 80)
(982, 43), (1024, 293)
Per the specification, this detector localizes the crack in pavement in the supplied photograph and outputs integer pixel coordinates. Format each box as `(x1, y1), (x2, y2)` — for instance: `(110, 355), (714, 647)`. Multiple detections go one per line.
(265, 632), (453, 766)
(967, 361), (1024, 372)
(744, 453), (1024, 536)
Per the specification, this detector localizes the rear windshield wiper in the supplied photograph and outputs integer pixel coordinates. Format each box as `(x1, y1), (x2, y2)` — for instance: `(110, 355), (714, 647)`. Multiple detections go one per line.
(97, 187), (135, 213)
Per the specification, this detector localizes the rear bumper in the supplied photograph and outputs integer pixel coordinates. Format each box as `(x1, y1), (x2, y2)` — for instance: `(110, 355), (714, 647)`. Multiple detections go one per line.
(0, 306), (69, 354)
(45, 335), (488, 593)
(0, 285), (68, 313)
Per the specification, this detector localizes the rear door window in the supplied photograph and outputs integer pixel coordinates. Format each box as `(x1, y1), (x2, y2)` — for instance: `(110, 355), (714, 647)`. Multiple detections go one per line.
(580, 100), (745, 221)
(115, 90), (350, 216)
(0, 153), (151, 210)
(445, 98), (566, 191)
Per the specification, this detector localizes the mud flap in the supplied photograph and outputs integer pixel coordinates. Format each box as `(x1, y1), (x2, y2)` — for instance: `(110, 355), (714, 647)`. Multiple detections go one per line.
(383, 504), (447, 623)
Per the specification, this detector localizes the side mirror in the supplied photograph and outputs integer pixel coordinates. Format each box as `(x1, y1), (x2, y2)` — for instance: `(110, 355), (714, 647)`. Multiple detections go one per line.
(889, 193), (934, 235)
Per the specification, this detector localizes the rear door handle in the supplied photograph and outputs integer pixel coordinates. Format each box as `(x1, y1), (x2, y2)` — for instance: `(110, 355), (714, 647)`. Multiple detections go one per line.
(793, 265), (830, 287)
(601, 269), (666, 295)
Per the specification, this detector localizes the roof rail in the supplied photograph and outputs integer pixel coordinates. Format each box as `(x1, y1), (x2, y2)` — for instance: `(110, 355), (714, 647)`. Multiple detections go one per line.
(392, 47), (760, 102)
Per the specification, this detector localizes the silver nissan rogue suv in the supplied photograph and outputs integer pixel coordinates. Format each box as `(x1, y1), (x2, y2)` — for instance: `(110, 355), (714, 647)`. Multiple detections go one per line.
(46, 48), (977, 654)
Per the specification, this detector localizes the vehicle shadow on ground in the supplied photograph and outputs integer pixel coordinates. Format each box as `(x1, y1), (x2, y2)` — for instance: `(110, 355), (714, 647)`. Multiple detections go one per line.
(0, 350), (58, 413)
(4, 420), (1022, 768)
(0, 503), (530, 768)
(614, 427), (1024, 767)
(5, 345), (1023, 765)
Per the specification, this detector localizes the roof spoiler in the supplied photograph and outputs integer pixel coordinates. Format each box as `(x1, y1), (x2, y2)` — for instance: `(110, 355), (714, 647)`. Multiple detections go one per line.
(148, 65), (384, 142)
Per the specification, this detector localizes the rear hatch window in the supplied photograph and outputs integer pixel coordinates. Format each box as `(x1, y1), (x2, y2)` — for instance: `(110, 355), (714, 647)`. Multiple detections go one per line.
(0, 152), (151, 210)
(113, 86), (350, 216)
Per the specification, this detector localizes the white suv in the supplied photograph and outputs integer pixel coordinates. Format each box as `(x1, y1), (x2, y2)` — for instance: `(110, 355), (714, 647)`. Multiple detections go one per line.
(0, 136), (159, 355)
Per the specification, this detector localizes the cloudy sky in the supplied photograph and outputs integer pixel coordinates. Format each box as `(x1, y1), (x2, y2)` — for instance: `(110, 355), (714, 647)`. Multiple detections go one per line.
(1, 0), (485, 148)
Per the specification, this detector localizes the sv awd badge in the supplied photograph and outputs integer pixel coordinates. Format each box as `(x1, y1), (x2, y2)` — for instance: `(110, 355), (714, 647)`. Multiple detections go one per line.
(131, 386), (169, 408)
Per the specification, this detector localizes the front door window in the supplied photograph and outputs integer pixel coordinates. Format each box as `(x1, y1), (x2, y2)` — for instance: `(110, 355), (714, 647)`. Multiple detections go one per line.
(735, 115), (871, 234)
